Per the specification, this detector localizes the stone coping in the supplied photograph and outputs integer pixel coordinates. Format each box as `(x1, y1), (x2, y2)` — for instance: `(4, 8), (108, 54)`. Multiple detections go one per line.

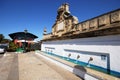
(37, 51), (120, 80)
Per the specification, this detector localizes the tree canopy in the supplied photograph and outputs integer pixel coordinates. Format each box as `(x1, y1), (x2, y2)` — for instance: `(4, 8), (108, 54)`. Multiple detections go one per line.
(0, 34), (10, 43)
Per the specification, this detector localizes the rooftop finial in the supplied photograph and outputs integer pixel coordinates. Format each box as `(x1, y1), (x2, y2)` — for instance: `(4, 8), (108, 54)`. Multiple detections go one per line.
(58, 3), (70, 14)
(43, 27), (47, 35)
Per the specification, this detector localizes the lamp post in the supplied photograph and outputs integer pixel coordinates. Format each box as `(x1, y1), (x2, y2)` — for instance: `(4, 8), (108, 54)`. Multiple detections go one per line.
(24, 29), (27, 53)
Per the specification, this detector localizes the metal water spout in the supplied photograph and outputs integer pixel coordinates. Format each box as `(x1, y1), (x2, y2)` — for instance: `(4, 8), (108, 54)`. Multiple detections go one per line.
(75, 55), (80, 63)
(68, 53), (71, 57)
(67, 53), (71, 60)
(87, 57), (93, 67)
(77, 55), (80, 59)
(89, 57), (93, 61)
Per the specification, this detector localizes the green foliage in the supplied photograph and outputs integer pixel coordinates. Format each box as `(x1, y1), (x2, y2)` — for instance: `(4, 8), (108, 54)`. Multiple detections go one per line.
(0, 34), (4, 43)
(1, 39), (10, 43)
(0, 34), (10, 43)
(8, 41), (18, 51)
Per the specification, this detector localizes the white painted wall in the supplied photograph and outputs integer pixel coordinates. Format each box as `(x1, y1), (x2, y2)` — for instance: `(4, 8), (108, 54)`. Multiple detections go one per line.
(41, 35), (120, 73)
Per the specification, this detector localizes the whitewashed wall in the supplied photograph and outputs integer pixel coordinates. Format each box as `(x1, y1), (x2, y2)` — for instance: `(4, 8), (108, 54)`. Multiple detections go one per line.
(41, 35), (120, 74)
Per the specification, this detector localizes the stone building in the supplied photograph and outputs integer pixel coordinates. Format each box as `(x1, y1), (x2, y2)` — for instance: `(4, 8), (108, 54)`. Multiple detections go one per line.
(41, 3), (120, 79)
(52, 3), (78, 37)
(43, 3), (120, 41)
(43, 3), (79, 40)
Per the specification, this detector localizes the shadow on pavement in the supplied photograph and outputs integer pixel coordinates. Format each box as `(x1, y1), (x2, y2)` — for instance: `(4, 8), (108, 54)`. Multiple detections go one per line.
(73, 65), (86, 80)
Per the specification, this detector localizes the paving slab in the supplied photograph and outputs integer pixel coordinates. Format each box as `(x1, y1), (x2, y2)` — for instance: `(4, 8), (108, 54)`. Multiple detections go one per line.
(19, 53), (65, 80)
(0, 52), (81, 80)
(0, 52), (15, 80)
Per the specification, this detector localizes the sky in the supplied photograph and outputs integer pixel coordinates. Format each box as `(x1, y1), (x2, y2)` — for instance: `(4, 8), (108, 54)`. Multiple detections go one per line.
(0, 0), (120, 41)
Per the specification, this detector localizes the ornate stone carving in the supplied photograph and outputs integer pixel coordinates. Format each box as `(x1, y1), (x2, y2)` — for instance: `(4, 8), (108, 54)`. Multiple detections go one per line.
(58, 3), (70, 14)
(98, 15), (109, 26)
(43, 3), (120, 40)
(82, 21), (89, 31)
(77, 24), (82, 31)
(57, 21), (64, 32)
(51, 3), (79, 36)
(89, 19), (98, 28)
(111, 11), (120, 23)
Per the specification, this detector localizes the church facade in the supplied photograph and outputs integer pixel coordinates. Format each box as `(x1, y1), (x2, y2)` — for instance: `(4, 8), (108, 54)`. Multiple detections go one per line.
(41, 3), (120, 77)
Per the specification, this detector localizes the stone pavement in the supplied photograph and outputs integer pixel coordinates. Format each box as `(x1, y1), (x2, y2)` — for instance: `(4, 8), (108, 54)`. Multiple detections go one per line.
(0, 53), (16, 80)
(0, 52), (81, 80)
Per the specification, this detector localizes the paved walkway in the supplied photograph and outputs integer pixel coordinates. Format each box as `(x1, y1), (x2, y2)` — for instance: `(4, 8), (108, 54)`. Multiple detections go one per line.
(0, 52), (81, 80)
(0, 54), (4, 58)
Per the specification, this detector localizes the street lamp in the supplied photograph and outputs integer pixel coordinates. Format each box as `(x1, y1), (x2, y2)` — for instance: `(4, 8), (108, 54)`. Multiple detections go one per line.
(23, 29), (28, 53)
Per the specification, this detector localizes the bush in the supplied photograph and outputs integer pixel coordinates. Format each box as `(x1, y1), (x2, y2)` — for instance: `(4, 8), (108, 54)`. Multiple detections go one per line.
(8, 41), (18, 52)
